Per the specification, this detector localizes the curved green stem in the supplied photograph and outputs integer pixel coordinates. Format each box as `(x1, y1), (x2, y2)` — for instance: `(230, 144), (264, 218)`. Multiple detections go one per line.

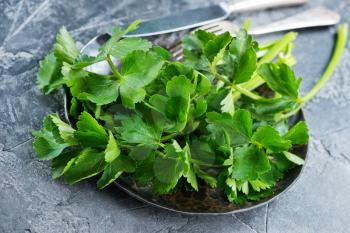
(217, 75), (264, 100)
(160, 133), (180, 142)
(95, 105), (101, 119)
(106, 54), (123, 80)
(258, 32), (298, 65)
(142, 101), (163, 114)
(275, 104), (302, 122)
(231, 83), (264, 100)
(301, 24), (348, 103)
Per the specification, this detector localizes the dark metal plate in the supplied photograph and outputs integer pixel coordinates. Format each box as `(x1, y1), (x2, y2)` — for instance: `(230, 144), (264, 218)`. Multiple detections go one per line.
(62, 33), (309, 215)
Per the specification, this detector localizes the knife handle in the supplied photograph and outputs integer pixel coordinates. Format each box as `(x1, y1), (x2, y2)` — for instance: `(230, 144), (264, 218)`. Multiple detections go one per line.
(228, 0), (308, 13)
(249, 7), (340, 35)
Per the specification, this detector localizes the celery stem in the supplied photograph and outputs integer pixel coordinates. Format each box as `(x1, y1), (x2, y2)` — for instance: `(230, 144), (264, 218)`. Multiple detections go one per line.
(301, 24), (348, 103)
(231, 83), (264, 100)
(160, 133), (180, 142)
(106, 54), (123, 80)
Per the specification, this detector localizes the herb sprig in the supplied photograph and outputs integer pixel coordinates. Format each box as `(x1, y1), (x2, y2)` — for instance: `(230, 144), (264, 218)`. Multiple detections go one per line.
(33, 21), (348, 203)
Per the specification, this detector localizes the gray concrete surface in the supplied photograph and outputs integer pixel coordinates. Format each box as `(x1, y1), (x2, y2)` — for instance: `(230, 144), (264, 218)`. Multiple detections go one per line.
(0, 0), (349, 232)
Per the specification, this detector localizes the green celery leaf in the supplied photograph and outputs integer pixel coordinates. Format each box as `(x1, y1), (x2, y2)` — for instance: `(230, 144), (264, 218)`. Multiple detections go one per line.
(74, 111), (109, 147)
(271, 153), (294, 172)
(53, 26), (79, 64)
(49, 113), (78, 145)
(224, 177), (238, 201)
(193, 164), (217, 188)
(69, 97), (80, 119)
(206, 88), (230, 112)
(204, 32), (231, 62)
(182, 33), (202, 52)
(253, 125), (292, 153)
(183, 144), (198, 191)
(166, 75), (193, 97)
(117, 114), (161, 146)
(195, 72), (211, 95)
(110, 37), (152, 58)
(195, 30), (216, 46)
(159, 62), (194, 81)
(220, 89), (234, 116)
(248, 97), (296, 117)
(100, 19), (141, 55)
(129, 145), (154, 161)
(153, 45), (172, 60)
(97, 154), (136, 189)
(231, 144), (271, 181)
(37, 53), (64, 94)
(190, 137), (216, 165)
(226, 29), (258, 84)
(283, 121), (309, 145)
(149, 94), (168, 115)
(283, 151), (304, 165)
(192, 97), (207, 118)
(182, 31), (213, 77)
(258, 164), (283, 187)
(32, 115), (70, 160)
(133, 152), (156, 184)
(258, 63), (301, 99)
(104, 131), (120, 163)
(64, 148), (106, 184)
(206, 109), (252, 146)
(63, 64), (119, 105)
(120, 50), (164, 108)
(164, 75), (192, 131)
(249, 179), (271, 192)
(51, 149), (81, 179)
(71, 54), (104, 69)
(152, 142), (185, 194)
(245, 188), (273, 202)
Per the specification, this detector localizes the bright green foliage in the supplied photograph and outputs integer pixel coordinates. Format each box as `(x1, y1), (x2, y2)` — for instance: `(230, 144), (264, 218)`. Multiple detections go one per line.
(152, 142), (186, 193)
(164, 75), (192, 131)
(32, 21), (311, 204)
(206, 109), (252, 146)
(225, 29), (258, 83)
(252, 125), (292, 153)
(283, 121), (309, 145)
(258, 63), (301, 99)
(53, 26), (79, 64)
(49, 113), (78, 145)
(110, 37), (152, 58)
(32, 115), (70, 160)
(231, 145), (271, 181)
(104, 131), (120, 163)
(97, 154), (135, 188)
(72, 54), (105, 69)
(120, 50), (164, 108)
(63, 64), (120, 105)
(116, 114), (161, 146)
(51, 149), (81, 179)
(37, 53), (63, 94)
(64, 148), (105, 184)
(74, 111), (108, 147)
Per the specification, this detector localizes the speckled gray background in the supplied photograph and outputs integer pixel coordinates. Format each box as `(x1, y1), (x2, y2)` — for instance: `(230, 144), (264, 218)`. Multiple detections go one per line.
(1, 0), (350, 232)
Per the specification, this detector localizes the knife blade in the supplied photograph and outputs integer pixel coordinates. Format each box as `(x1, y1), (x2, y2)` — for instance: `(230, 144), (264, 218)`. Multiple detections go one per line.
(124, 0), (308, 37)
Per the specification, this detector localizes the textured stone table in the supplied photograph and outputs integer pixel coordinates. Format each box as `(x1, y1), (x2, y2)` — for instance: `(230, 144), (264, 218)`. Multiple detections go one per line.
(1, 0), (350, 232)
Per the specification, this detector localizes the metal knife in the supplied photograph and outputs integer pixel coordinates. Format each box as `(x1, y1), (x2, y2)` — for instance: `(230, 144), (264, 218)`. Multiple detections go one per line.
(124, 0), (308, 37)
